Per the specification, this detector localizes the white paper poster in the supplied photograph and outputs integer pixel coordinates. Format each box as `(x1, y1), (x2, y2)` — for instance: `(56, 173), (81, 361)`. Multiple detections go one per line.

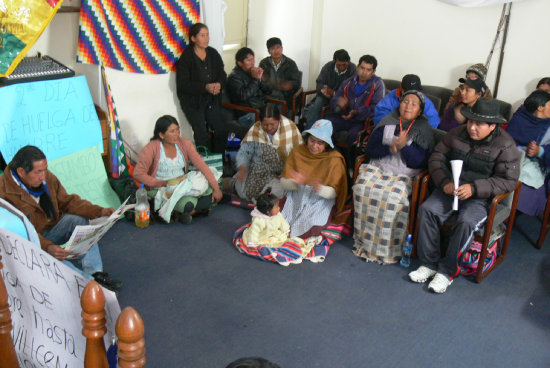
(451, 159), (463, 211)
(0, 229), (120, 367)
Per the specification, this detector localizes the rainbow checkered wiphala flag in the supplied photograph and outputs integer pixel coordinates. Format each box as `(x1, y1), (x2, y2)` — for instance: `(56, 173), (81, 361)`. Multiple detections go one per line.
(77, 0), (200, 74)
(101, 65), (130, 178)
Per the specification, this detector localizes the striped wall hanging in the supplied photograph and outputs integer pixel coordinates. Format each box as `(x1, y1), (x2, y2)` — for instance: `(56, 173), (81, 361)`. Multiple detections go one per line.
(77, 0), (200, 74)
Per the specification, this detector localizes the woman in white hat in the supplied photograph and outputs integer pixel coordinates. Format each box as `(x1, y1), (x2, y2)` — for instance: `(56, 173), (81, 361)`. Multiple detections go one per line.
(280, 119), (349, 238)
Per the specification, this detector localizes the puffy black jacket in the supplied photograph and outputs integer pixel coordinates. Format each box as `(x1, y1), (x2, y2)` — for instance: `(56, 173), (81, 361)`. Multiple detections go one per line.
(429, 125), (520, 198)
(226, 66), (272, 115)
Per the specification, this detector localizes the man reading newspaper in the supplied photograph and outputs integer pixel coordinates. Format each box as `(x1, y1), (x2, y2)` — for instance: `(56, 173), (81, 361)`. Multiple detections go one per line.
(0, 145), (122, 291)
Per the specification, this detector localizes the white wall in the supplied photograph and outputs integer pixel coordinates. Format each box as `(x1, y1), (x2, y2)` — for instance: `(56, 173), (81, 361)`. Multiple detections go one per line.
(249, 0), (550, 110)
(247, 0), (314, 89)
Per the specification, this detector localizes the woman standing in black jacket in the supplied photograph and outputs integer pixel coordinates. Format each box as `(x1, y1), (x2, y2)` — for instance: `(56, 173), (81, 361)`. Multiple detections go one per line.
(176, 23), (228, 154)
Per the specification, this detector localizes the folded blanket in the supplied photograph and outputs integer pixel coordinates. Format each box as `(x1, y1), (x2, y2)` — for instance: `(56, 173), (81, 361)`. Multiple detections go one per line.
(233, 215), (351, 266)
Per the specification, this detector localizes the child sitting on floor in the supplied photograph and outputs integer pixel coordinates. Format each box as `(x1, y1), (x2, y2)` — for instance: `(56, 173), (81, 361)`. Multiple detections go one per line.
(242, 188), (290, 248)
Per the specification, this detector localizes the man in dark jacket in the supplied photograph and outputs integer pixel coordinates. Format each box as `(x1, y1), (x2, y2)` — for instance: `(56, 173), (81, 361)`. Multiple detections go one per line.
(305, 49), (356, 129)
(227, 47), (273, 127)
(259, 37), (302, 113)
(409, 98), (520, 293)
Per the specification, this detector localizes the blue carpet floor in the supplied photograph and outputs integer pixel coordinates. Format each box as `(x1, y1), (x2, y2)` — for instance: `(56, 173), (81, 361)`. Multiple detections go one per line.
(100, 203), (550, 367)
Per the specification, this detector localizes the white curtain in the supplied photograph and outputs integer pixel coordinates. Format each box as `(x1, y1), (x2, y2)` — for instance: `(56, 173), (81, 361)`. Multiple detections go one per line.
(200, 0), (227, 55)
(438, 0), (522, 6)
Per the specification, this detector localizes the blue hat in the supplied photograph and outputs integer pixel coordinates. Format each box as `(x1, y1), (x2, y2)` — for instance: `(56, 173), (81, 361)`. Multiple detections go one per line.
(303, 119), (334, 148)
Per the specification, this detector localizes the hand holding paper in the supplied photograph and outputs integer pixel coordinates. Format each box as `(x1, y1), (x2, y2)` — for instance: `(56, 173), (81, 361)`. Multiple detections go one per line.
(450, 160), (463, 211)
(62, 197), (134, 258)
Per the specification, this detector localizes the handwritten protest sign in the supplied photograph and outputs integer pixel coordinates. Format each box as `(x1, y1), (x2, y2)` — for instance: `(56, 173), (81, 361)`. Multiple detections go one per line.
(49, 146), (121, 209)
(0, 229), (120, 367)
(0, 75), (103, 162)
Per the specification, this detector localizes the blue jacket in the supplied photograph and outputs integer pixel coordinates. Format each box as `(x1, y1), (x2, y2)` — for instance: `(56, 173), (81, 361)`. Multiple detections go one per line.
(330, 75), (384, 122)
(373, 89), (440, 128)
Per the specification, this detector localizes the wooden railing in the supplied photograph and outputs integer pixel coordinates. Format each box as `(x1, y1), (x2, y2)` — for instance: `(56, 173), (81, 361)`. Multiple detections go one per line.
(0, 254), (146, 367)
(0, 254), (18, 367)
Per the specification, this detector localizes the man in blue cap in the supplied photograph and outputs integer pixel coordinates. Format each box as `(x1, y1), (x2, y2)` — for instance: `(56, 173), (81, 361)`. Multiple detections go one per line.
(374, 74), (440, 128)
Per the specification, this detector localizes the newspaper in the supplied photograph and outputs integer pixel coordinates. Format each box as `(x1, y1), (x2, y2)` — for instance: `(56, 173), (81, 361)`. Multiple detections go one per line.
(62, 197), (134, 258)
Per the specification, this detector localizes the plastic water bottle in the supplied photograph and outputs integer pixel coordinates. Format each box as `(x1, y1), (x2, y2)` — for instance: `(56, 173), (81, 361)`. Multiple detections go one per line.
(135, 184), (150, 229)
(400, 234), (413, 268)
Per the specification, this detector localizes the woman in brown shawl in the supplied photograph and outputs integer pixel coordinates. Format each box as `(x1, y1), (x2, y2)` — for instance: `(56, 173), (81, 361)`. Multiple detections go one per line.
(280, 119), (348, 238)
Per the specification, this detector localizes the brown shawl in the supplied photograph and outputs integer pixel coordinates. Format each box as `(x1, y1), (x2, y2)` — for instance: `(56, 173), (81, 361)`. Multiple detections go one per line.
(282, 144), (349, 223)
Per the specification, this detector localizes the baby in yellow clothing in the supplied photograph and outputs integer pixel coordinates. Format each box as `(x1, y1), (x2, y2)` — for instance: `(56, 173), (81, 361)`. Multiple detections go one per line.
(242, 189), (290, 248)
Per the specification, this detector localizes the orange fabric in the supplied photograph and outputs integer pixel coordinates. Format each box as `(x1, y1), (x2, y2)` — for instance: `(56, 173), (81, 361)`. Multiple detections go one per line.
(396, 87), (403, 98)
(282, 144), (349, 224)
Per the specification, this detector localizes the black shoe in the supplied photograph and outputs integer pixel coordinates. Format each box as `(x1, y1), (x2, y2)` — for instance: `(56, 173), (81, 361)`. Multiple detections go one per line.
(169, 212), (180, 224)
(196, 206), (212, 217)
(92, 272), (123, 291)
(180, 213), (193, 224)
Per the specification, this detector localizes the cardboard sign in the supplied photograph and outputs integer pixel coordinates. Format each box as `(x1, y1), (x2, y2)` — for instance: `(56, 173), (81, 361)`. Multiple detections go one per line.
(49, 146), (121, 209)
(0, 229), (121, 367)
(0, 76), (103, 162)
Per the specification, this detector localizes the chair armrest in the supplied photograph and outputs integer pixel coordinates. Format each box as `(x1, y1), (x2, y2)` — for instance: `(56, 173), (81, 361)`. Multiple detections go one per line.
(412, 173), (432, 248)
(353, 155), (369, 183)
(267, 97), (287, 116)
(482, 181), (522, 242)
(293, 87), (304, 100)
(320, 105), (330, 118)
(292, 87), (304, 118)
(301, 89), (317, 106)
(222, 102), (260, 122)
(417, 173), (432, 206)
(491, 190), (513, 206)
(409, 170), (428, 236)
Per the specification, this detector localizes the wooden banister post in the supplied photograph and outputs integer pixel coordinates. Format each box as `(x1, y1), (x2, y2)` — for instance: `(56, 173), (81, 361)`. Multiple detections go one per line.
(116, 306), (146, 368)
(81, 280), (108, 368)
(0, 254), (19, 368)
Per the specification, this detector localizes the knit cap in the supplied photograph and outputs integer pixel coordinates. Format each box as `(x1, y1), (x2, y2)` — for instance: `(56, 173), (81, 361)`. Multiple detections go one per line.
(466, 63), (488, 81)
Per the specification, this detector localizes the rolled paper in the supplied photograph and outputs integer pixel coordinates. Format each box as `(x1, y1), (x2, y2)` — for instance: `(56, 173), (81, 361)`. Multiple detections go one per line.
(450, 160), (463, 211)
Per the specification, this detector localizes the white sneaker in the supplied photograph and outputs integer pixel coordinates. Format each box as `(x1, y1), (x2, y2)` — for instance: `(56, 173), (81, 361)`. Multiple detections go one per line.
(428, 273), (453, 294)
(409, 266), (437, 283)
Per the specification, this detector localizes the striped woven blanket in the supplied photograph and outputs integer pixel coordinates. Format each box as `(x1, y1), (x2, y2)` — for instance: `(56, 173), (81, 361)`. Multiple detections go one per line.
(233, 213), (352, 266)
(77, 0), (199, 73)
